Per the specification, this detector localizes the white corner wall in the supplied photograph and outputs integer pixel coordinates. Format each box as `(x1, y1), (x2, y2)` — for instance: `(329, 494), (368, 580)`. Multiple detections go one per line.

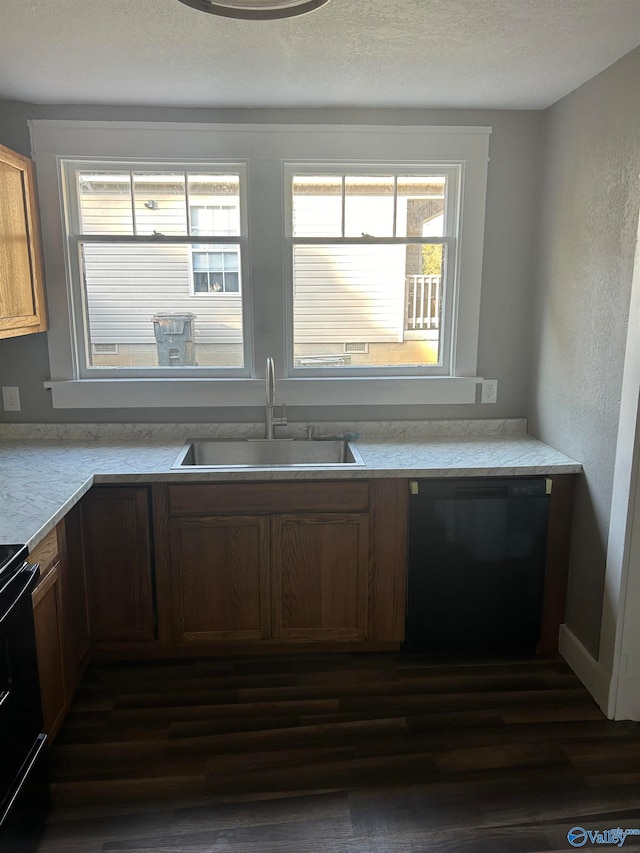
(528, 47), (640, 661)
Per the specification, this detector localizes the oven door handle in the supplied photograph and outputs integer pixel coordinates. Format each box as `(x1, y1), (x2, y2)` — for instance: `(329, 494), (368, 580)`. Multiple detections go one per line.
(0, 564), (39, 625)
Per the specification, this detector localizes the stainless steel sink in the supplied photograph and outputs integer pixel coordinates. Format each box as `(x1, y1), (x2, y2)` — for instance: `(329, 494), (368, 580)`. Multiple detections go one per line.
(172, 438), (365, 469)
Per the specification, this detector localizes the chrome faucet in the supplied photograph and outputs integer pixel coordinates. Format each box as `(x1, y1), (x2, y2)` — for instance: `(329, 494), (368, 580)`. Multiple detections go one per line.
(265, 356), (287, 439)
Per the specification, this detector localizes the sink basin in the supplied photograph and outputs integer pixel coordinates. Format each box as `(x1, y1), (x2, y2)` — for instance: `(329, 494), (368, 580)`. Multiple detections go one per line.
(172, 438), (365, 469)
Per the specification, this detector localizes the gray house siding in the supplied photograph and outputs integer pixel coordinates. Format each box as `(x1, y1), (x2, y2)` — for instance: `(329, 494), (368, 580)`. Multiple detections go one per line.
(293, 244), (405, 344)
(83, 243), (243, 345)
(81, 191), (410, 347)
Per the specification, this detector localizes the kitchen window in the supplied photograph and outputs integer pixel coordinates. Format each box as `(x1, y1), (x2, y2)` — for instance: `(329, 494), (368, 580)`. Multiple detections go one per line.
(64, 166), (246, 372)
(288, 169), (454, 375)
(31, 121), (490, 408)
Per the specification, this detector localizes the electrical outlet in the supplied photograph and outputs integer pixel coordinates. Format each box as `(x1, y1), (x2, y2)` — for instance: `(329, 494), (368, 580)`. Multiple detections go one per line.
(481, 379), (498, 404)
(2, 386), (21, 411)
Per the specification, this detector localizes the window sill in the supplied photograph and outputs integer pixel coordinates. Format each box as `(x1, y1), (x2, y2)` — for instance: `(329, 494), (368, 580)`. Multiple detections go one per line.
(44, 376), (481, 409)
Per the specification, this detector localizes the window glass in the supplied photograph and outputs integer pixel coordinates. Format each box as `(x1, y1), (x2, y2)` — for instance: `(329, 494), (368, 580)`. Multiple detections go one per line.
(292, 175), (342, 237)
(132, 172), (187, 236)
(73, 168), (245, 371)
(292, 242), (446, 369)
(78, 172), (133, 235)
(291, 170), (450, 370)
(344, 175), (394, 237)
(80, 242), (244, 369)
(192, 248), (240, 293)
(396, 176), (446, 238)
(188, 175), (240, 234)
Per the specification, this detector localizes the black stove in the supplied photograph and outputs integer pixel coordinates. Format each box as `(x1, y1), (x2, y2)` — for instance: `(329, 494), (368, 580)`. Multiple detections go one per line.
(0, 544), (27, 566)
(0, 544), (49, 852)
(0, 544), (28, 582)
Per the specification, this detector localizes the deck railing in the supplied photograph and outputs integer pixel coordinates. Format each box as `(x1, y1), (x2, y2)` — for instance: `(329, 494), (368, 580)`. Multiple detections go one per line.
(405, 274), (441, 330)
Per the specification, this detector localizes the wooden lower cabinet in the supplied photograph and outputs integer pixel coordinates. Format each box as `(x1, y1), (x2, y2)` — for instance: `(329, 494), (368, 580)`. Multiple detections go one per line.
(169, 515), (270, 642)
(167, 512), (370, 644)
(155, 480), (407, 650)
(271, 513), (369, 641)
(28, 476), (574, 671)
(59, 503), (90, 693)
(32, 564), (66, 737)
(30, 521), (90, 740)
(81, 486), (154, 643)
(25, 475), (574, 678)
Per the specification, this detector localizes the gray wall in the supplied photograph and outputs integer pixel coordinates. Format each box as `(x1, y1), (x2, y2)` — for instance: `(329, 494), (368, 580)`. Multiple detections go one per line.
(528, 47), (640, 657)
(0, 101), (542, 423)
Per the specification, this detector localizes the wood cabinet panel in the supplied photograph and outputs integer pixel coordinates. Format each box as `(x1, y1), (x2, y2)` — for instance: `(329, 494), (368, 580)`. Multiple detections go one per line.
(81, 487), (154, 642)
(59, 504), (90, 693)
(368, 479), (408, 642)
(0, 144), (47, 338)
(29, 528), (59, 577)
(169, 515), (270, 642)
(271, 513), (369, 641)
(30, 519), (88, 741)
(152, 481), (404, 651)
(168, 481), (370, 516)
(32, 563), (66, 738)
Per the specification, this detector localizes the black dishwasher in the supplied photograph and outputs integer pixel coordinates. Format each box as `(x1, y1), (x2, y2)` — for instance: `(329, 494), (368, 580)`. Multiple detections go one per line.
(405, 477), (550, 655)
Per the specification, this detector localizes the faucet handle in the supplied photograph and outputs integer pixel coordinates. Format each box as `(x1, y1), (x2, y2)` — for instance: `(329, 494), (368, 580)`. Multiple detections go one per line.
(271, 402), (287, 430)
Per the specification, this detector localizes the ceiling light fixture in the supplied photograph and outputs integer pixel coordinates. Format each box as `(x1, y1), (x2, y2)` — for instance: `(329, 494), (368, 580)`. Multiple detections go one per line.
(176, 0), (331, 19)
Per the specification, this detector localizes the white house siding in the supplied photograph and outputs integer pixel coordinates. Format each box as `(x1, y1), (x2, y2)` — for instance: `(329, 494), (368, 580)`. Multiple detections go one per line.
(82, 244), (243, 345)
(80, 194), (135, 235)
(80, 185), (411, 348)
(79, 179), (214, 236)
(293, 244), (406, 344)
(292, 190), (413, 344)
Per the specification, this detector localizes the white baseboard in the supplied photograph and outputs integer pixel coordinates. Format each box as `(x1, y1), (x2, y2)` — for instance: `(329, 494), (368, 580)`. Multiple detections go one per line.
(559, 624), (612, 717)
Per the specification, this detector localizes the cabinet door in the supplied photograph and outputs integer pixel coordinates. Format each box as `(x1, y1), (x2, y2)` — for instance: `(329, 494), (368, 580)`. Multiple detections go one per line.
(82, 486), (154, 642)
(169, 515), (270, 642)
(32, 564), (66, 738)
(271, 513), (369, 641)
(0, 144), (47, 338)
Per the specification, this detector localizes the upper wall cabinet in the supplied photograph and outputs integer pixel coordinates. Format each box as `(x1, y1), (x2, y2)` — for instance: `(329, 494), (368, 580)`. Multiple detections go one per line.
(0, 144), (47, 339)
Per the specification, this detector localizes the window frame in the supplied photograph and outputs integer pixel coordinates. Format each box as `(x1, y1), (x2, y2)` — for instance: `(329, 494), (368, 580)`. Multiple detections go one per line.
(189, 202), (242, 296)
(284, 163), (459, 378)
(61, 159), (250, 379)
(190, 247), (241, 295)
(30, 121), (490, 409)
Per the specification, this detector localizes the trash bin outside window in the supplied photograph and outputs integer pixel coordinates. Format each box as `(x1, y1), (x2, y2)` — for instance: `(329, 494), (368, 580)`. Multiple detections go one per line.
(151, 313), (197, 366)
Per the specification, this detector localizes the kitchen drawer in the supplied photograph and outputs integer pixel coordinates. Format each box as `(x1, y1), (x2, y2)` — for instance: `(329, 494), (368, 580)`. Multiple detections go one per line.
(167, 481), (371, 516)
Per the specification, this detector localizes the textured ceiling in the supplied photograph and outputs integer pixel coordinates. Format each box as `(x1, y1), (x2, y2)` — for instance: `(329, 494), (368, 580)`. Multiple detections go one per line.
(0, 0), (639, 109)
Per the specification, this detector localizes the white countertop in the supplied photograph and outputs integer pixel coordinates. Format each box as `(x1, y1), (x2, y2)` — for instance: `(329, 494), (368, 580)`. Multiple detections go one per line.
(0, 420), (581, 552)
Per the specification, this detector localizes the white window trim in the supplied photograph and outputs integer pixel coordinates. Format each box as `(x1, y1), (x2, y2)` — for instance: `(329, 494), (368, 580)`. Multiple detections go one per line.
(30, 120), (491, 409)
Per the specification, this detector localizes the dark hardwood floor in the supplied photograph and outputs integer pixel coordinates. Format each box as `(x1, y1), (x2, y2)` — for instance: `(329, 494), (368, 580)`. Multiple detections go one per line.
(36, 653), (640, 852)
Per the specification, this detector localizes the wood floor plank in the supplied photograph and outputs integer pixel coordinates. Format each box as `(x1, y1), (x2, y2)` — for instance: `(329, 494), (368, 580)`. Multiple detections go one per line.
(35, 652), (640, 853)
